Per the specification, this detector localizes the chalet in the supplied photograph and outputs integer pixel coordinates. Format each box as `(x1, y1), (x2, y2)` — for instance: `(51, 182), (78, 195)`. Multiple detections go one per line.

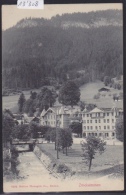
(98, 87), (110, 92)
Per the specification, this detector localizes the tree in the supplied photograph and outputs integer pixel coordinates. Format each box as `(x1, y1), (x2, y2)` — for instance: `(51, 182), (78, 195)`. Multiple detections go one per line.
(18, 93), (26, 113)
(30, 91), (37, 100)
(2, 112), (15, 146)
(81, 136), (106, 171)
(37, 87), (56, 111)
(30, 122), (40, 139)
(115, 117), (123, 142)
(78, 101), (85, 111)
(104, 76), (111, 86)
(86, 104), (96, 111)
(60, 128), (73, 155)
(13, 124), (32, 140)
(58, 81), (80, 107)
(69, 122), (82, 137)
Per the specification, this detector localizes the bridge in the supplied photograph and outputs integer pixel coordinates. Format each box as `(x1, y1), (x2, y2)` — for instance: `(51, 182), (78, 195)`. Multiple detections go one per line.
(11, 139), (38, 152)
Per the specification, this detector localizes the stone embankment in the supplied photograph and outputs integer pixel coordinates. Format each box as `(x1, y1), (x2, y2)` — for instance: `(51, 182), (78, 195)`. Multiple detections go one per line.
(33, 145), (73, 179)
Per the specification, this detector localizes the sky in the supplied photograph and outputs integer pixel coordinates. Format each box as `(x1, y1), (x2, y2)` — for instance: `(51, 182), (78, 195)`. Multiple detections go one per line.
(2, 3), (122, 30)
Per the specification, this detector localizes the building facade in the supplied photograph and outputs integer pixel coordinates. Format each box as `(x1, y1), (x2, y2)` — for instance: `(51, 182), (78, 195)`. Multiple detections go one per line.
(40, 106), (81, 129)
(82, 107), (123, 139)
(39, 105), (123, 139)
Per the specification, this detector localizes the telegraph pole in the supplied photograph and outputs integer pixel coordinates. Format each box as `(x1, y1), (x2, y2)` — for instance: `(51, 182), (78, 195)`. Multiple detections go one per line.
(56, 113), (59, 159)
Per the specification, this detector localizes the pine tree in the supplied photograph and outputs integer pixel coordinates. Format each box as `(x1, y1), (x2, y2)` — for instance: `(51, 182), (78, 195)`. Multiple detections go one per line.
(18, 93), (26, 113)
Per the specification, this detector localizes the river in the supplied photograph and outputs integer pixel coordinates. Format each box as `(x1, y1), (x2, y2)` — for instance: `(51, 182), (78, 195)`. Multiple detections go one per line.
(4, 151), (60, 193)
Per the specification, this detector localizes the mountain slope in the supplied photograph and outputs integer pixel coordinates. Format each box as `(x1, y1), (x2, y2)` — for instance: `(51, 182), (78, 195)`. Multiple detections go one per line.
(2, 10), (123, 89)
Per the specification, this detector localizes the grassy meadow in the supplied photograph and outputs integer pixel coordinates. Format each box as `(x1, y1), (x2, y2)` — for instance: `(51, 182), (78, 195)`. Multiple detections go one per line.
(2, 80), (123, 112)
(38, 143), (124, 178)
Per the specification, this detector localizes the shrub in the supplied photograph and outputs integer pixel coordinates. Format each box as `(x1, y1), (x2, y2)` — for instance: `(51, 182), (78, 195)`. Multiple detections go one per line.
(94, 93), (100, 99)
(57, 164), (70, 173)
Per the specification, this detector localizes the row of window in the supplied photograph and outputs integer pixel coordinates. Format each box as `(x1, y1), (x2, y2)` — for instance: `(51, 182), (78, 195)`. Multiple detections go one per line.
(83, 119), (114, 123)
(44, 115), (56, 120)
(43, 121), (56, 125)
(83, 112), (114, 117)
(83, 126), (115, 130)
(83, 132), (115, 137)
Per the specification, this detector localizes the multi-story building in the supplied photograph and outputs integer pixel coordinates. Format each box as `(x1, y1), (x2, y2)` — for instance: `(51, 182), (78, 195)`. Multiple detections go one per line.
(40, 105), (81, 128)
(82, 107), (123, 139)
(40, 104), (123, 139)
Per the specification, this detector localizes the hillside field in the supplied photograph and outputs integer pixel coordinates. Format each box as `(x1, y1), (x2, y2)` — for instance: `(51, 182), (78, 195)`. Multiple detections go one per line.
(2, 81), (123, 112)
(80, 81), (123, 108)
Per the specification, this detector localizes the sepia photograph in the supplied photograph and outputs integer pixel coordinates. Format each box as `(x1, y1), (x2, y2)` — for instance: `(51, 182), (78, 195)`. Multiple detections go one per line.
(2, 3), (124, 192)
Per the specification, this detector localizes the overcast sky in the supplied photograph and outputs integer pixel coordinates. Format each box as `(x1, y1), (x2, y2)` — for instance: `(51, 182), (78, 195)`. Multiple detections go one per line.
(2, 3), (122, 30)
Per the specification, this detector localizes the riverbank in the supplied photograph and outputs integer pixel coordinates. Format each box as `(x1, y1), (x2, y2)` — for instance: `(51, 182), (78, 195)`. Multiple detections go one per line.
(4, 149), (124, 192)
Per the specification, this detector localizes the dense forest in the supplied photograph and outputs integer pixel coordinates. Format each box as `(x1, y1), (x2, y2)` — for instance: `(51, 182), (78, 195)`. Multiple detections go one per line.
(2, 10), (123, 90)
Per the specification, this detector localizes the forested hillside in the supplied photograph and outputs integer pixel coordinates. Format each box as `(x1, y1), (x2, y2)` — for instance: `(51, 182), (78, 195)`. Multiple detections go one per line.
(2, 10), (123, 90)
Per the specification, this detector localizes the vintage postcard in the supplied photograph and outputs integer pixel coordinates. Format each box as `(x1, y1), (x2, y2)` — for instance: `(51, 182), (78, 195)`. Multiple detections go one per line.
(2, 3), (124, 192)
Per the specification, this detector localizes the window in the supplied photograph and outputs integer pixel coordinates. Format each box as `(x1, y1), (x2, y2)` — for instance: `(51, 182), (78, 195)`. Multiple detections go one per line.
(87, 126), (89, 130)
(87, 114), (89, 117)
(95, 133), (97, 136)
(99, 133), (102, 136)
(98, 113), (100, 117)
(112, 132), (115, 136)
(112, 119), (114, 123)
(107, 125), (110, 129)
(95, 120), (97, 123)
(105, 133), (109, 137)
(104, 119), (106, 123)
(99, 126), (101, 130)
(112, 112), (114, 116)
(83, 126), (86, 130)
(87, 120), (89, 123)
(90, 126), (93, 130)
(107, 119), (109, 123)
(99, 119), (101, 123)
(107, 113), (109, 116)
(90, 114), (92, 117)
(95, 126), (97, 130)
(90, 120), (92, 123)
(104, 126), (106, 129)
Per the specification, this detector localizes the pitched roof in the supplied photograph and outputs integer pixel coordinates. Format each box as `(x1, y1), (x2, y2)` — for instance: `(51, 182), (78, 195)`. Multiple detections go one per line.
(89, 107), (104, 113)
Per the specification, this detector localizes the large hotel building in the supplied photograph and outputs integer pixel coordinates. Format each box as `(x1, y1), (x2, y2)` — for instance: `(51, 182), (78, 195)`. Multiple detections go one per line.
(39, 104), (123, 139)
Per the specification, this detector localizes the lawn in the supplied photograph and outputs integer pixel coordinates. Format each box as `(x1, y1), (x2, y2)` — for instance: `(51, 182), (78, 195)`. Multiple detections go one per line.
(38, 143), (124, 178)
(80, 80), (123, 108)
(2, 87), (61, 112)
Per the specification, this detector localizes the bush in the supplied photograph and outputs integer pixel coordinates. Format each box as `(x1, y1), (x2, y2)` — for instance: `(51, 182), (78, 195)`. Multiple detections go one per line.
(57, 164), (70, 173)
(94, 93), (100, 99)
